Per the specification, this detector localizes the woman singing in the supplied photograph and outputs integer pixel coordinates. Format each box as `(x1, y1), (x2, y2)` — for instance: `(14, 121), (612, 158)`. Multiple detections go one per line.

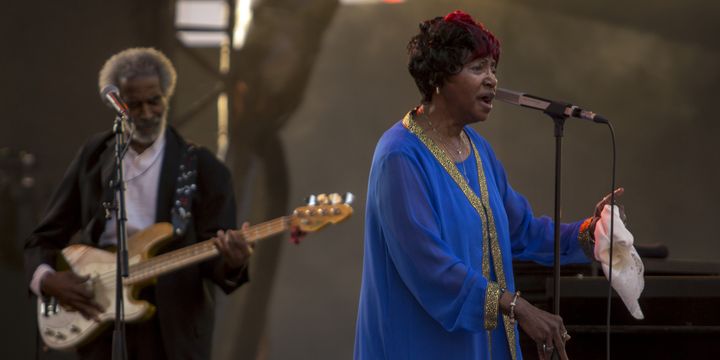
(354, 10), (620, 360)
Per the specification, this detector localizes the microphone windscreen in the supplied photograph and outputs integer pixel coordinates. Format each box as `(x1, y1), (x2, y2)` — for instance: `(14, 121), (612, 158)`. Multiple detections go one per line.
(495, 88), (523, 105)
(100, 85), (120, 100)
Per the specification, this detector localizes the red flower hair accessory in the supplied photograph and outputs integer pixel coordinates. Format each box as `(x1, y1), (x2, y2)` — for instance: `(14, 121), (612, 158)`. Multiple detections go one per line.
(443, 10), (500, 62)
(444, 10), (484, 30)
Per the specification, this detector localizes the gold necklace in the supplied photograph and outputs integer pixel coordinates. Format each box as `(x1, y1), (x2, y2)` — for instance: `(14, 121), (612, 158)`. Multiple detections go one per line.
(422, 112), (470, 180)
(424, 114), (469, 162)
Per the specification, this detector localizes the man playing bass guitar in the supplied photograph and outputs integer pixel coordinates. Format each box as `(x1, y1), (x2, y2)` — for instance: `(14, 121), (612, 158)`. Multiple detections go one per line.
(24, 47), (253, 360)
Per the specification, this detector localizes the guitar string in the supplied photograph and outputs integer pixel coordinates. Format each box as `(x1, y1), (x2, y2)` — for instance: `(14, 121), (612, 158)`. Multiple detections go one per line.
(94, 203), (348, 284)
(94, 217), (289, 283)
(130, 216), (289, 274)
(95, 226), (284, 286)
(93, 216), (293, 284)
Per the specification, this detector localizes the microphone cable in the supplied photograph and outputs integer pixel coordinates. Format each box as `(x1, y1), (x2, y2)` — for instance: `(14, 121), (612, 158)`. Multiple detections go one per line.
(109, 118), (135, 189)
(604, 120), (618, 360)
(119, 120), (135, 159)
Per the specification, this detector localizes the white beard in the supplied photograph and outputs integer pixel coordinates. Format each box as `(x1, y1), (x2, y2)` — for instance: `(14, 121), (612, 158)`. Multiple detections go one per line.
(131, 113), (167, 146)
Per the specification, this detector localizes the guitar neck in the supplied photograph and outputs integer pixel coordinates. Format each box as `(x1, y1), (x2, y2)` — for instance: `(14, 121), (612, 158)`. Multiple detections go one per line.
(125, 216), (290, 285)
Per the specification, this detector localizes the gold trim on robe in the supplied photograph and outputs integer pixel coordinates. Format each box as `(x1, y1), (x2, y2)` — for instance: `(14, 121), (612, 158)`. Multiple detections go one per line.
(403, 111), (517, 360)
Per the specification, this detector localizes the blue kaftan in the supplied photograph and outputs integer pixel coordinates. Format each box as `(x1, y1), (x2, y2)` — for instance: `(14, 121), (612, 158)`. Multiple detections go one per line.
(354, 116), (591, 360)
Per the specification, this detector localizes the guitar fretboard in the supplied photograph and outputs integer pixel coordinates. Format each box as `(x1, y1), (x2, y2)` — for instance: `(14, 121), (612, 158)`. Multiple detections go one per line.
(125, 216), (290, 285)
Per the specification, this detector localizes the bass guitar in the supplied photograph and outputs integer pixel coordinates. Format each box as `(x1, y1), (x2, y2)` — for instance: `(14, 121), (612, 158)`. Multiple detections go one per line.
(38, 192), (353, 350)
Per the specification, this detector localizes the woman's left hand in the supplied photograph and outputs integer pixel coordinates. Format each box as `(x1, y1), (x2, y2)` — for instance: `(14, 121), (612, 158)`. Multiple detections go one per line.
(594, 187), (625, 218)
(589, 187), (626, 234)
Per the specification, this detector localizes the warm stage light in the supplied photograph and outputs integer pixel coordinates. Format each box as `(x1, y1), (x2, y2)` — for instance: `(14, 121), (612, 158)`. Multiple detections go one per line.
(233, 0), (253, 49)
(175, 0), (229, 47)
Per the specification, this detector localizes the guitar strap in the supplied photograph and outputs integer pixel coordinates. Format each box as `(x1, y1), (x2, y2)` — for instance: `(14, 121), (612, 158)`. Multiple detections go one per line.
(170, 144), (198, 237)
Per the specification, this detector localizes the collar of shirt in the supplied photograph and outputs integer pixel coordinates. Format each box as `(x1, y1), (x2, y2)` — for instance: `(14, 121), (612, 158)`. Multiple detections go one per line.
(123, 130), (167, 181)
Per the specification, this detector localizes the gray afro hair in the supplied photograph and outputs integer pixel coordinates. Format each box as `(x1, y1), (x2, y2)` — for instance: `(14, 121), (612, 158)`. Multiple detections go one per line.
(98, 47), (177, 98)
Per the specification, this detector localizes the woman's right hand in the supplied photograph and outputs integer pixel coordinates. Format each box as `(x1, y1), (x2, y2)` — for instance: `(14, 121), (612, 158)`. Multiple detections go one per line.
(512, 295), (570, 360)
(40, 271), (103, 321)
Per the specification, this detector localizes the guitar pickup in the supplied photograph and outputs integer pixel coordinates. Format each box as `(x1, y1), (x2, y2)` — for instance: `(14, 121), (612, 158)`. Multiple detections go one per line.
(41, 297), (59, 317)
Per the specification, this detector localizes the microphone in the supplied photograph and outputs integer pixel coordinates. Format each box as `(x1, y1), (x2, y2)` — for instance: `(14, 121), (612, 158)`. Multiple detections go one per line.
(495, 87), (608, 124)
(100, 85), (130, 118)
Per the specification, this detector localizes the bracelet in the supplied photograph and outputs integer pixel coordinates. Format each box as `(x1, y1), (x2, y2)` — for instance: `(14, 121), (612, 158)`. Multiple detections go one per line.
(578, 217), (597, 261)
(509, 290), (521, 324)
(579, 217), (593, 234)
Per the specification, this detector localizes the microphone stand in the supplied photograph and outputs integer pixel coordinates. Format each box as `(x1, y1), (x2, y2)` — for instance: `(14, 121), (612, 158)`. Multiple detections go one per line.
(498, 88), (609, 358)
(109, 114), (130, 360)
(543, 101), (571, 360)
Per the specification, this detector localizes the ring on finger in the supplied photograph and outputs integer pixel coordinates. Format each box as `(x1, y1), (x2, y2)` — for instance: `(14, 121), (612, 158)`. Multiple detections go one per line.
(543, 344), (554, 353)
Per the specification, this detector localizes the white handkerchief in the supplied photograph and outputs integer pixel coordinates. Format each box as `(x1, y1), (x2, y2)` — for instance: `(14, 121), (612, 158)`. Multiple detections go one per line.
(594, 205), (645, 319)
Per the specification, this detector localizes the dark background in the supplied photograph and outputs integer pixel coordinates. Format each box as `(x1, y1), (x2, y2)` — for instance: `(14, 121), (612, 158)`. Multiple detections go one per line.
(1, 0), (718, 359)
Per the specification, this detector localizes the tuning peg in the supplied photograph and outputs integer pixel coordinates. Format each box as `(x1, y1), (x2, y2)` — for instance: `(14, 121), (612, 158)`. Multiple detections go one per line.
(344, 192), (355, 204)
(316, 193), (329, 205)
(305, 194), (317, 206)
(329, 193), (342, 205)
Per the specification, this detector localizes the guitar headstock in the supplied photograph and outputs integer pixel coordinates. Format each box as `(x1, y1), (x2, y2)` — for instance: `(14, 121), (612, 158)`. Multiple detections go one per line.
(290, 192), (354, 234)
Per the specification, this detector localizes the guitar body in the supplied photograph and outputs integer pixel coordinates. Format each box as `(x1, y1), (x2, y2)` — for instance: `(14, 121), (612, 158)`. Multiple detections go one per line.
(37, 223), (174, 350)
